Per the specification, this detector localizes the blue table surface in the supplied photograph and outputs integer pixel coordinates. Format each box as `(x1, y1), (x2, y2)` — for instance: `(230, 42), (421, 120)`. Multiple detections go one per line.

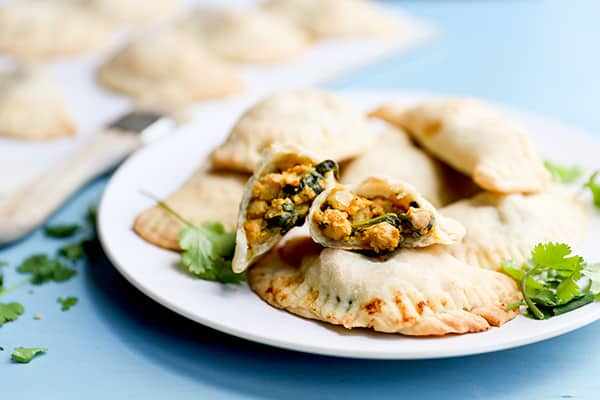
(3, 1), (600, 399)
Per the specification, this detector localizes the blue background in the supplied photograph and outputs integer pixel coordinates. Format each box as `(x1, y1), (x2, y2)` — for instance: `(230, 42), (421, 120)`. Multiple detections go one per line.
(2, 1), (600, 398)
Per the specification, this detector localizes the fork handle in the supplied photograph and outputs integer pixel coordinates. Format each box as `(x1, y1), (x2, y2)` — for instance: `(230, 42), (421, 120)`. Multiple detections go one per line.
(0, 132), (141, 245)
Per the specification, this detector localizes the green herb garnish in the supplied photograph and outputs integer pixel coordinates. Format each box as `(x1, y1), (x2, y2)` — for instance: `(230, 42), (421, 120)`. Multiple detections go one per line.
(43, 224), (80, 238)
(544, 160), (583, 183)
(17, 254), (77, 285)
(502, 242), (600, 319)
(142, 192), (244, 284)
(583, 171), (600, 208)
(0, 302), (24, 326)
(57, 296), (78, 311)
(11, 347), (46, 363)
(0, 261), (7, 267)
(58, 242), (86, 262)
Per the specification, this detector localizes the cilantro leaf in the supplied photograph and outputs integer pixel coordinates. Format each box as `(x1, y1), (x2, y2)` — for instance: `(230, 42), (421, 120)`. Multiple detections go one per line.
(544, 160), (583, 184)
(503, 242), (599, 319)
(17, 254), (77, 285)
(58, 242), (85, 262)
(11, 347), (46, 363)
(43, 224), (80, 238)
(0, 302), (24, 326)
(57, 296), (78, 311)
(584, 171), (600, 208)
(86, 205), (98, 231)
(179, 223), (244, 284)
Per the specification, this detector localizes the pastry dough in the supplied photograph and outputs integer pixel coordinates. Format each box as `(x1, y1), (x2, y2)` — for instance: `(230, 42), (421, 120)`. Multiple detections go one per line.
(249, 242), (520, 336)
(97, 30), (244, 105)
(133, 168), (249, 251)
(308, 177), (465, 253)
(262, 0), (400, 38)
(211, 90), (377, 172)
(0, 1), (112, 59)
(84, 0), (179, 24)
(232, 145), (337, 273)
(371, 98), (551, 193)
(341, 129), (476, 206)
(0, 65), (76, 140)
(177, 7), (309, 63)
(441, 186), (589, 271)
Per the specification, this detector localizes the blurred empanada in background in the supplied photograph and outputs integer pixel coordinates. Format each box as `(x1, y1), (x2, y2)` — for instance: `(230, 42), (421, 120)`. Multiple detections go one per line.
(249, 242), (520, 336)
(262, 0), (400, 38)
(0, 1), (112, 60)
(133, 168), (249, 251)
(97, 30), (244, 106)
(210, 89), (377, 172)
(176, 7), (309, 64)
(371, 98), (551, 194)
(83, 0), (180, 24)
(0, 65), (76, 140)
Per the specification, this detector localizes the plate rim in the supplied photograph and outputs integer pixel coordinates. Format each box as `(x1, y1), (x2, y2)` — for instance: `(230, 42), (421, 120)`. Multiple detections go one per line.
(98, 90), (600, 360)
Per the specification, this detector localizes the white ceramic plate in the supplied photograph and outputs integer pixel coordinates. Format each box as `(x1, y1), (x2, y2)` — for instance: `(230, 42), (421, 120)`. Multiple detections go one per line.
(98, 91), (600, 359)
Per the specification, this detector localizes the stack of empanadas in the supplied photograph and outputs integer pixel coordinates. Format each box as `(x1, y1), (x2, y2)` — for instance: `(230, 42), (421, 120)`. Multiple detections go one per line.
(133, 90), (590, 337)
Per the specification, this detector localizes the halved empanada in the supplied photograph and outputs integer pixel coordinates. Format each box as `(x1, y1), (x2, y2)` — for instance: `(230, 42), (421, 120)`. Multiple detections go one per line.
(309, 177), (464, 253)
(249, 242), (520, 336)
(0, 65), (76, 140)
(176, 7), (309, 63)
(133, 168), (249, 251)
(371, 98), (551, 193)
(210, 90), (377, 172)
(232, 145), (338, 273)
(341, 129), (477, 207)
(440, 186), (588, 271)
(262, 0), (400, 38)
(97, 30), (244, 105)
(0, 1), (112, 59)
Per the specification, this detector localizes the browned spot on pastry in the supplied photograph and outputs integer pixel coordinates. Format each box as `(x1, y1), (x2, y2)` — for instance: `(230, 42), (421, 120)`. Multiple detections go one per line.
(265, 286), (273, 294)
(363, 298), (383, 315)
(416, 301), (425, 315)
(441, 298), (447, 306)
(423, 119), (442, 137)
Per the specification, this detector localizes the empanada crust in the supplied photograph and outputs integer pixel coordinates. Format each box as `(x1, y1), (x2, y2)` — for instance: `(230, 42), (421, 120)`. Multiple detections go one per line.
(133, 168), (248, 251)
(249, 244), (520, 336)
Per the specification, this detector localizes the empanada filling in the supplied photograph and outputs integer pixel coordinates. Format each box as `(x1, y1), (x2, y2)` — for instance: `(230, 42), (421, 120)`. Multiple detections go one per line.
(312, 188), (435, 253)
(244, 157), (338, 246)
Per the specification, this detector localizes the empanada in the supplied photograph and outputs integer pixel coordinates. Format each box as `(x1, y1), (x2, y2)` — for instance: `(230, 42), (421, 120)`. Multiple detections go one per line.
(341, 129), (476, 206)
(232, 146), (337, 273)
(97, 30), (244, 105)
(133, 168), (249, 251)
(309, 177), (464, 253)
(0, 65), (76, 140)
(0, 1), (112, 59)
(249, 241), (520, 336)
(176, 7), (309, 63)
(83, 0), (179, 24)
(371, 98), (551, 193)
(262, 0), (400, 38)
(210, 90), (377, 172)
(440, 186), (588, 271)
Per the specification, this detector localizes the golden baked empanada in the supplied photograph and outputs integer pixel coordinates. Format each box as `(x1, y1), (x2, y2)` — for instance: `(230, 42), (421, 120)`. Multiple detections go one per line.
(232, 146), (337, 273)
(84, 0), (179, 24)
(440, 186), (588, 271)
(262, 0), (400, 38)
(308, 177), (464, 253)
(341, 129), (476, 206)
(97, 30), (244, 105)
(133, 168), (249, 251)
(371, 98), (551, 193)
(0, 1), (112, 59)
(210, 90), (377, 172)
(249, 242), (520, 336)
(0, 65), (76, 140)
(176, 7), (309, 63)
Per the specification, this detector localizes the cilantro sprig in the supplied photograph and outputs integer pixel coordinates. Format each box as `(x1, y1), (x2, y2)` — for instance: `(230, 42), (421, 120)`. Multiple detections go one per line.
(142, 192), (244, 284)
(502, 242), (600, 319)
(57, 296), (78, 311)
(43, 224), (81, 238)
(11, 347), (46, 363)
(0, 302), (24, 326)
(544, 160), (583, 184)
